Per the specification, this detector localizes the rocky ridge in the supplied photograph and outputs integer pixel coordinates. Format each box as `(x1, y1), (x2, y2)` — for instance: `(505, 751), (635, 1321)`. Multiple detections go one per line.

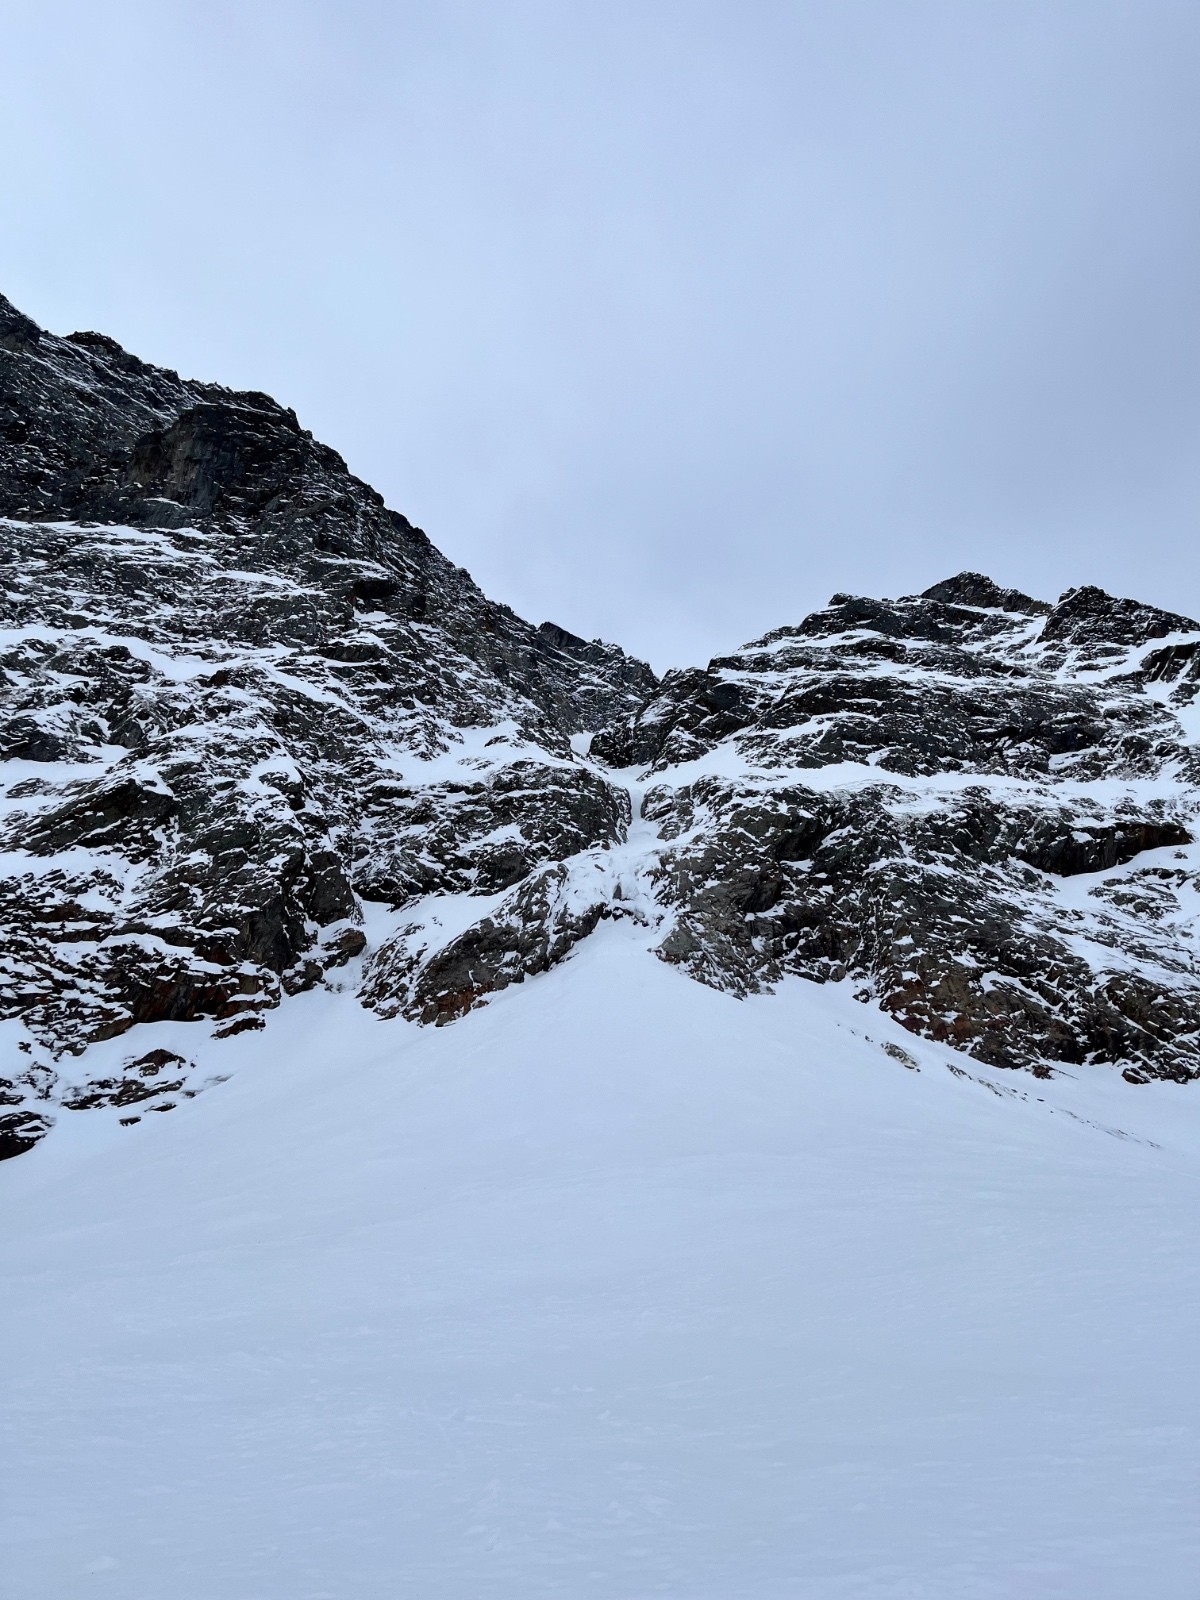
(3, 294), (1200, 1156)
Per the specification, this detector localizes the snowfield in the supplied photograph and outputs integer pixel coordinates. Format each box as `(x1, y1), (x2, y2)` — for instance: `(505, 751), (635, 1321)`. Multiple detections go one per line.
(3, 926), (1200, 1599)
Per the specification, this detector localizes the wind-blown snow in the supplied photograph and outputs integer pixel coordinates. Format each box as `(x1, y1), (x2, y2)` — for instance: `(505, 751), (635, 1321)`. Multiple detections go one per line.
(3, 927), (1198, 1599)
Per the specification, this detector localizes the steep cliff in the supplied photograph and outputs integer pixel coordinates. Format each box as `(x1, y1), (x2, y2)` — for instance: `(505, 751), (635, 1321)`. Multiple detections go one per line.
(4, 294), (1199, 1158)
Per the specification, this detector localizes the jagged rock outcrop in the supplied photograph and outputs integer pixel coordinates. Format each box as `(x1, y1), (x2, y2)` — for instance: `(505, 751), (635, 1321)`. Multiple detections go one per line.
(0, 292), (657, 730)
(3, 290), (1200, 1158)
(0, 294), (654, 1146)
(598, 576), (1200, 1082)
(362, 860), (614, 1025)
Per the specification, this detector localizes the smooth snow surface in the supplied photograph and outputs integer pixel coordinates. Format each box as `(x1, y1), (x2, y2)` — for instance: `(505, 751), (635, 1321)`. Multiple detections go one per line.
(4, 930), (1200, 1598)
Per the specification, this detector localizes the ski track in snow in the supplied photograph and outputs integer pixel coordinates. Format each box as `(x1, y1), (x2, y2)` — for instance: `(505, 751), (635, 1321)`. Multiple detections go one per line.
(3, 922), (1199, 1600)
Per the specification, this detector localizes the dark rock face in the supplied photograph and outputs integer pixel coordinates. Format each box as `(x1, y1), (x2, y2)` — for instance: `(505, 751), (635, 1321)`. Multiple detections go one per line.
(0, 1110), (51, 1160)
(648, 780), (1198, 1078)
(0, 292), (657, 730)
(601, 584), (1200, 1082)
(1039, 585), (1197, 649)
(918, 572), (1049, 615)
(0, 294), (654, 1153)
(3, 288), (1200, 1157)
(362, 861), (612, 1025)
(350, 760), (629, 904)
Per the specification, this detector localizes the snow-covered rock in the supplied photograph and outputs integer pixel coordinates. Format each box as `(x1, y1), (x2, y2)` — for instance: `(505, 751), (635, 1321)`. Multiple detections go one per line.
(4, 296), (1200, 1157)
(602, 574), (1200, 1081)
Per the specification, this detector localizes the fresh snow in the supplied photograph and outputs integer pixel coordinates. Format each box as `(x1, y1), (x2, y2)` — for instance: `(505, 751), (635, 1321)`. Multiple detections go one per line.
(3, 926), (1199, 1599)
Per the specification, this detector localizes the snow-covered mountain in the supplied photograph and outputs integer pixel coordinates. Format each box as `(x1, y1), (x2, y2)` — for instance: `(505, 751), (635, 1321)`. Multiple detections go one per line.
(4, 293), (1200, 1157)
(3, 296), (1200, 1597)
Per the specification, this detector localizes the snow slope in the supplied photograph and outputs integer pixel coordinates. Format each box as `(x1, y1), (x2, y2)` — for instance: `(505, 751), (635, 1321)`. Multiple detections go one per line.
(3, 926), (1199, 1599)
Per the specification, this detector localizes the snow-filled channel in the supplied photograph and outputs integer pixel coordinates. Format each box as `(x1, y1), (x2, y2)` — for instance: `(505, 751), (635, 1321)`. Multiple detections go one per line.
(3, 927), (1199, 1599)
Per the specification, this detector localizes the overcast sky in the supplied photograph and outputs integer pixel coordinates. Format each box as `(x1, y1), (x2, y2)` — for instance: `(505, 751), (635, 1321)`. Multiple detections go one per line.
(3, 1), (1199, 670)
